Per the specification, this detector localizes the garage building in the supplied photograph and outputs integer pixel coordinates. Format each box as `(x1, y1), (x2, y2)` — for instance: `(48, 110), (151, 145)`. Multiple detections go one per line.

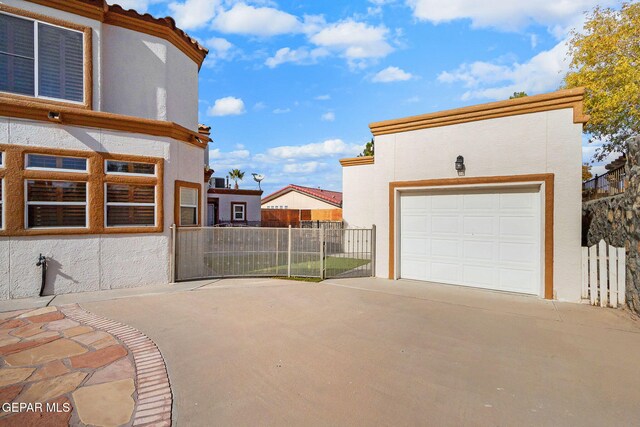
(340, 88), (587, 301)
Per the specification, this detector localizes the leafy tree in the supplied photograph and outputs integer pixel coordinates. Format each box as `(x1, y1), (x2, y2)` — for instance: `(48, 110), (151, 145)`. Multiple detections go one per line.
(228, 169), (245, 189)
(564, 2), (640, 161)
(358, 138), (374, 157)
(582, 163), (593, 181)
(509, 91), (528, 99)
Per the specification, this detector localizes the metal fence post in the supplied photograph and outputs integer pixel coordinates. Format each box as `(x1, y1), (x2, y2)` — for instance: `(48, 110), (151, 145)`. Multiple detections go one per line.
(287, 225), (292, 278)
(320, 228), (325, 280)
(170, 224), (177, 283)
(371, 224), (376, 277)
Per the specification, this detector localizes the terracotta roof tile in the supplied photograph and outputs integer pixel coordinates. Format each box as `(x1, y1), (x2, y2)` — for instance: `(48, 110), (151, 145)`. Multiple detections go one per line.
(262, 185), (342, 208)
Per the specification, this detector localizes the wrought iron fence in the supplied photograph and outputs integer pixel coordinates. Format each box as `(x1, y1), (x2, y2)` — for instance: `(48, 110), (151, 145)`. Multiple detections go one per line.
(172, 225), (375, 281)
(583, 166), (627, 201)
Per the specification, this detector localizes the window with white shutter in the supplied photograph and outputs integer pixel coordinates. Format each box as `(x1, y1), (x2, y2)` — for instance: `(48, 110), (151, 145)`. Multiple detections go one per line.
(0, 12), (84, 103)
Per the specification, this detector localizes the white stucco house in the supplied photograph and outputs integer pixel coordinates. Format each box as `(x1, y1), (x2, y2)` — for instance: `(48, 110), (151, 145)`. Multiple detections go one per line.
(262, 185), (342, 210)
(0, 0), (210, 299)
(341, 88), (588, 302)
(207, 176), (262, 226)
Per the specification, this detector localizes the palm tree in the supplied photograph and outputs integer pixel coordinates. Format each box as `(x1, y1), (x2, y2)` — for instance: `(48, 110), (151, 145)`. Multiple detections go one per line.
(228, 169), (245, 189)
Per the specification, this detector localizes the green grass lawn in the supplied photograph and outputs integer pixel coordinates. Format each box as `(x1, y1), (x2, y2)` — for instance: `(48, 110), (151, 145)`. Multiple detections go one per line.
(203, 253), (370, 277)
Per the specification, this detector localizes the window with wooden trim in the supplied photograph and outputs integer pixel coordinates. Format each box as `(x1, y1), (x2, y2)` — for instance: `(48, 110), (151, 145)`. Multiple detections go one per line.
(105, 183), (156, 227)
(231, 202), (246, 222)
(0, 12), (85, 103)
(25, 180), (87, 228)
(105, 160), (155, 176)
(26, 154), (87, 172)
(179, 187), (198, 226)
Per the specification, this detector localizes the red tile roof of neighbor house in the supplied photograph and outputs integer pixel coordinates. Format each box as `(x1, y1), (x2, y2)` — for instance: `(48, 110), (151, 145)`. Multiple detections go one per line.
(262, 185), (343, 208)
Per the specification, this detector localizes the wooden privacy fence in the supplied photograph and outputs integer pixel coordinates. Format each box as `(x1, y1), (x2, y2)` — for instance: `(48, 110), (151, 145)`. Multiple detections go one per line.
(581, 240), (626, 308)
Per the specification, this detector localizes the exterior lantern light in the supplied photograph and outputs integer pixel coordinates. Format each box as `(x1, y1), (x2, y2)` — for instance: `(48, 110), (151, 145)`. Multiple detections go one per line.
(455, 155), (465, 176)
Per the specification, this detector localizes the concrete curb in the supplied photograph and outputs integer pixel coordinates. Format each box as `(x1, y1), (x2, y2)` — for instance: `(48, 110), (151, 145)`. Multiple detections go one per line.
(60, 304), (173, 426)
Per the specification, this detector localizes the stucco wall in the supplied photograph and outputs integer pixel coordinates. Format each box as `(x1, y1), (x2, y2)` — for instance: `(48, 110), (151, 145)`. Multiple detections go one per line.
(0, 117), (204, 299)
(210, 194), (262, 224)
(343, 108), (583, 301)
(101, 25), (199, 129)
(262, 191), (338, 210)
(2, 1), (199, 129)
(342, 163), (375, 228)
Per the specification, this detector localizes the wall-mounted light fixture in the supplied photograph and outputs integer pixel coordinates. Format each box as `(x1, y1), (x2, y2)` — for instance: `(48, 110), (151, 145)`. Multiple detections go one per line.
(455, 155), (465, 176)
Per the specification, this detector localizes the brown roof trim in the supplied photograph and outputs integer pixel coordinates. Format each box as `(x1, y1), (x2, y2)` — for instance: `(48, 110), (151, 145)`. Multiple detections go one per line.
(208, 188), (263, 196)
(369, 88), (589, 136)
(339, 156), (374, 167)
(23, 0), (208, 69)
(0, 97), (209, 148)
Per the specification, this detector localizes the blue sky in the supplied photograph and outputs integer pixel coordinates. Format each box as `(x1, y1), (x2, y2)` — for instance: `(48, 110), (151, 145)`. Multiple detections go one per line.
(117, 0), (621, 194)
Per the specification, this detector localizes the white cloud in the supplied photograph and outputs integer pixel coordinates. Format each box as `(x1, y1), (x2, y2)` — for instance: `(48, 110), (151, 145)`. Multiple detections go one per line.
(168, 0), (219, 30)
(212, 3), (302, 36)
(265, 47), (329, 68)
(283, 161), (324, 174)
(202, 37), (236, 68)
(405, 0), (616, 33)
(315, 94), (331, 100)
(309, 20), (393, 66)
(437, 39), (569, 100)
(253, 102), (267, 111)
(372, 66), (413, 82)
(272, 108), (291, 114)
(210, 148), (251, 160)
(267, 139), (362, 159)
(321, 112), (335, 122)
(207, 96), (246, 116)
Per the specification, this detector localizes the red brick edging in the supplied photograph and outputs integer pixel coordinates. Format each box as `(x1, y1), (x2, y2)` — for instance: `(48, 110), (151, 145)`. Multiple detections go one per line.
(60, 304), (173, 426)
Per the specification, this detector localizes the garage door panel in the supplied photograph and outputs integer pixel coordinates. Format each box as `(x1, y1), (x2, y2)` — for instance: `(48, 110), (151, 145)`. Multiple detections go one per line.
(499, 242), (536, 264)
(463, 240), (494, 261)
(401, 260), (430, 281)
(402, 214), (430, 233)
(399, 188), (541, 296)
(431, 239), (459, 258)
(500, 192), (535, 209)
(499, 269), (537, 294)
(431, 262), (460, 283)
(401, 194), (430, 209)
(499, 216), (537, 238)
(432, 195), (460, 210)
(463, 193), (496, 210)
(402, 237), (430, 257)
(462, 265), (495, 287)
(463, 216), (494, 236)
(431, 216), (459, 235)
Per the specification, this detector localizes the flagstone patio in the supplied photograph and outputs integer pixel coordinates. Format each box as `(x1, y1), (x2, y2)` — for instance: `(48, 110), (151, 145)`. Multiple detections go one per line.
(0, 305), (172, 426)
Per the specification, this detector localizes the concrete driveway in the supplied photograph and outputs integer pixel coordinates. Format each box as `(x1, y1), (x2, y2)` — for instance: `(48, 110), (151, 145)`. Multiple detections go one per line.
(80, 278), (640, 426)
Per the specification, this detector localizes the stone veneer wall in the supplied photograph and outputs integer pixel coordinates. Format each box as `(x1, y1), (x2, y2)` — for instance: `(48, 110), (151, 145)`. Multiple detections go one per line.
(582, 136), (640, 313)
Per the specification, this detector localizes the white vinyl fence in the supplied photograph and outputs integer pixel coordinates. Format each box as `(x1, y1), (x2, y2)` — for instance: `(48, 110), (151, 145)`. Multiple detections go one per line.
(581, 240), (626, 308)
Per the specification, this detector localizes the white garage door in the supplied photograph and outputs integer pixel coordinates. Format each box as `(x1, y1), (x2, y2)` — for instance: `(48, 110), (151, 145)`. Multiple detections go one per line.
(399, 188), (541, 295)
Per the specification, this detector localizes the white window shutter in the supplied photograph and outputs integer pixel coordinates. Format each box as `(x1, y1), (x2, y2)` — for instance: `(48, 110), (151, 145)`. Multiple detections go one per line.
(0, 14), (35, 96)
(38, 23), (83, 102)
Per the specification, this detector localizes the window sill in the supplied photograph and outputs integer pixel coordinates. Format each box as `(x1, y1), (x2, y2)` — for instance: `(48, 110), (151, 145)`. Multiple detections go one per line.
(0, 92), (91, 111)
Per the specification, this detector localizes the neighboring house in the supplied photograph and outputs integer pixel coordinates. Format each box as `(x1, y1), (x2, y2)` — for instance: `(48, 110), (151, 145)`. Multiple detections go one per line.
(0, 0), (209, 299)
(341, 88), (588, 302)
(262, 185), (342, 210)
(261, 185), (342, 227)
(207, 177), (262, 226)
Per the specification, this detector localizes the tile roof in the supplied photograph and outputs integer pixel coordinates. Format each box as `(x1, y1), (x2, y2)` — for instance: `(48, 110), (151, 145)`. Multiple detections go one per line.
(262, 185), (342, 208)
